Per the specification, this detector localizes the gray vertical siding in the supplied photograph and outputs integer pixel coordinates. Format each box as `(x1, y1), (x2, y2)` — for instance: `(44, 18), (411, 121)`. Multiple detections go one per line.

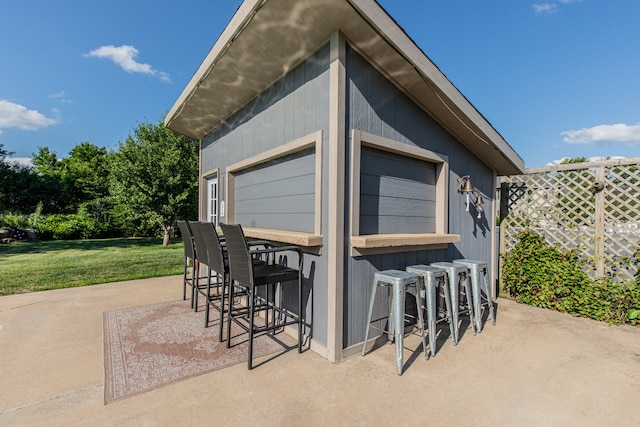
(344, 45), (495, 347)
(200, 43), (331, 348)
(201, 43), (331, 173)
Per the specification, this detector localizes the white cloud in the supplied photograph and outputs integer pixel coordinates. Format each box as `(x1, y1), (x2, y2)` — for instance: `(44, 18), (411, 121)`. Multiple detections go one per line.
(0, 100), (58, 134)
(533, 0), (581, 15)
(3, 157), (33, 168)
(48, 90), (73, 104)
(157, 71), (172, 84)
(85, 45), (171, 83)
(533, 3), (558, 15)
(546, 157), (569, 166)
(561, 123), (640, 145)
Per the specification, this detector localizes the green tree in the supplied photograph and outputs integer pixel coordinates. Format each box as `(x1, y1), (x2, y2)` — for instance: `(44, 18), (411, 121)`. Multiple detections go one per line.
(0, 144), (46, 214)
(109, 120), (198, 246)
(63, 142), (110, 207)
(560, 156), (589, 164)
(28, 144), (111, 214)
(32, 146), (63, 176)
(0, 163), (36, 213)
(0, 144), (18, 211)
(30, 146), (69, 213)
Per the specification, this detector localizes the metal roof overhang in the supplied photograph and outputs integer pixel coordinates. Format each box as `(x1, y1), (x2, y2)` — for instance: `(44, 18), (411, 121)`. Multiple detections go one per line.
(165, 0), (525, 175)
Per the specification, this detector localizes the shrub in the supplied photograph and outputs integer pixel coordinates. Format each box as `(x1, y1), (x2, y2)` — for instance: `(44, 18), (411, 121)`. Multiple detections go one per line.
(502, 229), (589, 311)
(3, 200), (155, 241)
(27, 202), (45, 230)
(0, 213), (29, 229)
(32, 211), (114, 240)
(9, 200), (121, 240)
(34, 214), (80, 240)
(564, 279), (640, 325)
(75, 202), (116, 239)
(503, 229), (640, 325)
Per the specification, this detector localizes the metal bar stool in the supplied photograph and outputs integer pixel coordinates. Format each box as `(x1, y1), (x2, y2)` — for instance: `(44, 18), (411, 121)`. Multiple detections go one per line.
(431, 262), (476, 344)
(405, 265), (455, 358)
(362, 269), (426, 375)
(453, 259), (496, 332)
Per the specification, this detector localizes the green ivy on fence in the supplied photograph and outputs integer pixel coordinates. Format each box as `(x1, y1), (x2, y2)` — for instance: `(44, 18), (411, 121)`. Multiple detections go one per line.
(502, 229), (640, 325)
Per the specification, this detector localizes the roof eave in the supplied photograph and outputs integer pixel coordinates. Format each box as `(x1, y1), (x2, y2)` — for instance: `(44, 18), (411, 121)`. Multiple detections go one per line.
(165, 0), (525, 175)
(345, 0), (524, 175)
(164, 0), (265, 139)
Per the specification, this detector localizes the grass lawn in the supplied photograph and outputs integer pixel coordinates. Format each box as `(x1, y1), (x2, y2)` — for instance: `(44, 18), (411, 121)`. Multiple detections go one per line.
(0, 238), (184, 296)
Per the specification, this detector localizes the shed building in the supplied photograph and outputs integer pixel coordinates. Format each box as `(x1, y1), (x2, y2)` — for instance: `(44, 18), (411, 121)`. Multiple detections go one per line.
(165, 0), (525, 363)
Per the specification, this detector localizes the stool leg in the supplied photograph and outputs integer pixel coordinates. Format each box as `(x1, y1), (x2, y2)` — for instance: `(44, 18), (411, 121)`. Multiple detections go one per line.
(218, 272), (227, 342)
(425, 278), (437, 358)
(192, 261), (199, 310)
(482, 268), (496, 326)
(441, 276), (456, 347)
(247, 286), (256, 370)
(387, 286), (394, 344)
(470, 268), (483, 333)
(463, 274), (477, 336)
(362, 277), (379, 356)
(393, 281), (405, 375)
(448, 274), (459, 345)
(414, 280), (428, 360)
(183, 257), (188, 300)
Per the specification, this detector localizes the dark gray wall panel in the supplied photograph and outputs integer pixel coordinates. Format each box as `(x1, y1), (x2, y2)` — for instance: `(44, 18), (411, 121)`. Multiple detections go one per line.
(358, 147), (437, 235)
(360, 175), (436, 202)
(233, 149), (315, 233)
(359, 215), (436, 235)
(235, 195), (315, 215)
(235, 173), (315, 200)
(360, 195), (435, 217)
(234, 150), (315, 187)
(233, 213), (315, 232)
(360, 148), (437, 183)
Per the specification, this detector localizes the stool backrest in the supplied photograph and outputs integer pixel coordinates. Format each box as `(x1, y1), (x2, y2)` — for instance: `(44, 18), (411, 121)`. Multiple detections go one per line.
(219, 223), (254, 287)
(199, 222), (226, 274)
(177, 220), (195, 260)
(189, 221), (210, 267)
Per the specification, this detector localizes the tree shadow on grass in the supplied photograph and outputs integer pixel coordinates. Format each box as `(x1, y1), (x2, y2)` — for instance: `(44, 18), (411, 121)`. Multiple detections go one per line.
(0, 237), (177, 256)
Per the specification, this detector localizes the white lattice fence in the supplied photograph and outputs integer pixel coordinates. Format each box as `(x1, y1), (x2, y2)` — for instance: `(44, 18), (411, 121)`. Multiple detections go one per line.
(499, 158), (640, 282)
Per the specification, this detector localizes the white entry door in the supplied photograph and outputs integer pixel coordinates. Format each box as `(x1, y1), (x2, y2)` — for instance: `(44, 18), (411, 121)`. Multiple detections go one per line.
(206, 176), (218, 225)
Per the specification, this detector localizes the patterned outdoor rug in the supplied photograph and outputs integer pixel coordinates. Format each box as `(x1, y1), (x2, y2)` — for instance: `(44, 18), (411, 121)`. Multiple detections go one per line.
(103, 299), (294, 404)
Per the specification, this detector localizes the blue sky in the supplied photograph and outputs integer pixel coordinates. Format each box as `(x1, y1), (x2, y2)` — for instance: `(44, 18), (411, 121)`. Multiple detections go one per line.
(1, 0), (639, 168)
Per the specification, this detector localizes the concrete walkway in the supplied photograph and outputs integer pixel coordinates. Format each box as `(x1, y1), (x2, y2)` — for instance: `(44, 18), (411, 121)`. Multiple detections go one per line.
(1, 275), (639, 426)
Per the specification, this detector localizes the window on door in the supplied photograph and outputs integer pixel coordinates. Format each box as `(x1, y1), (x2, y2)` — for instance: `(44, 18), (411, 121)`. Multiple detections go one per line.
(207, 176), (218, 226)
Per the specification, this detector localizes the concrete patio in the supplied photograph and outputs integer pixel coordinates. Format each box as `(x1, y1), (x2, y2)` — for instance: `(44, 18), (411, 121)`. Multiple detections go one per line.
(1, 275), (639, 426)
